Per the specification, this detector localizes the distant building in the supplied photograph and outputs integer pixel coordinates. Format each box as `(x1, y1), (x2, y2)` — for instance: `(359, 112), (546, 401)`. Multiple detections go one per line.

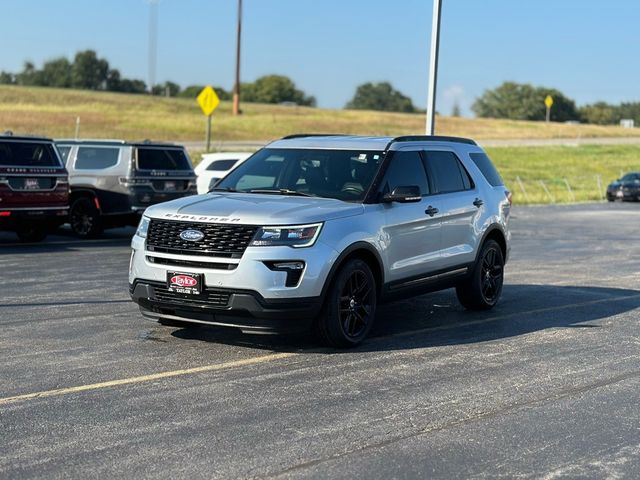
(620, 119), (635, 128)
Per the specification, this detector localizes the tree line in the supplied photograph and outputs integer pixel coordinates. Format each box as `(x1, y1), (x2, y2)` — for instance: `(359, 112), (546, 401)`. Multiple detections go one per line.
(2, 50), (638, 124)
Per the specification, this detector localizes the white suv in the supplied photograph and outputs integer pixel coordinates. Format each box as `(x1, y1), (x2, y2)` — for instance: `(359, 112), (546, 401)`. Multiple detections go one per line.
(129, 135), (511, 347)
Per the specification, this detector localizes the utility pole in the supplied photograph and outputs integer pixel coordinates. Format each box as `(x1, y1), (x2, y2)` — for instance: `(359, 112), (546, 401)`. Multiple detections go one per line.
(425, 0), (442, 135)
(232, 0), (243, 115)
(148, 0), (159, 94)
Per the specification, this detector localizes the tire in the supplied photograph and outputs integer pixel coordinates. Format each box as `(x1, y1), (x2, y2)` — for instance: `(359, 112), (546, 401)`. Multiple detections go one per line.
(70, 197), (103, 239)
(315, 258), (377, 348)
(456, 239), (504, 310)
(15, 223), (48, 243)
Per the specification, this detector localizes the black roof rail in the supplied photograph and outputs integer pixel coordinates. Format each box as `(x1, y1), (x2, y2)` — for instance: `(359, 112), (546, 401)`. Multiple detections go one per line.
(280, 133), (349, 140)
(389, 135), (477, 146)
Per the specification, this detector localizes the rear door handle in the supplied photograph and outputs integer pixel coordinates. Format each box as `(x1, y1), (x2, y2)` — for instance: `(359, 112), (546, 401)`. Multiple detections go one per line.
(473, 198), (484, 208)
(425, 206), (439, 217)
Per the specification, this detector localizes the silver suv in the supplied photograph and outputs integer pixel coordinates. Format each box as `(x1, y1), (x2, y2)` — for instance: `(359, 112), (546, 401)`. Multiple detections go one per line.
(129, 135), (511, 347)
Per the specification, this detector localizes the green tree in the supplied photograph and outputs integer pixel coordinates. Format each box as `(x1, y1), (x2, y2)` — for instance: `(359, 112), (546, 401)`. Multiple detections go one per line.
(579, 102), (616, 125)
(41, 57), (72, 88)
(0, 71), (14, 84)
(451, 102), (461, 117)
(152, 81), (181, 96)
(346, 82), (415, 112)
(71, 50), (109, 90)
(242, 75), (315, 106)
(472, 81), (579, 122)
(15, 61), (46, 86)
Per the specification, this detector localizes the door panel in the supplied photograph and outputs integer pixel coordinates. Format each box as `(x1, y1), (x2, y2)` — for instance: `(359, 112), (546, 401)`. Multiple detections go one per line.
(438, 191), (480, 268)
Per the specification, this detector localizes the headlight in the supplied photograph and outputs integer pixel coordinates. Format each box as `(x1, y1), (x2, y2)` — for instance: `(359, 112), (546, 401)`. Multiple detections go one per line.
(250, 223), (322, 248)
(135, 216), (150, 238)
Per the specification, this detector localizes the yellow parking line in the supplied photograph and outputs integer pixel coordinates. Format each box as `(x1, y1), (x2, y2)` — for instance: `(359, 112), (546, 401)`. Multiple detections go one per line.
(0, 352), (295, 406)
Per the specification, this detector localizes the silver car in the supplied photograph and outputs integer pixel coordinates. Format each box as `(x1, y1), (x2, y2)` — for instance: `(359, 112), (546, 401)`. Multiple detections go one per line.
(129, 135), (511, 347)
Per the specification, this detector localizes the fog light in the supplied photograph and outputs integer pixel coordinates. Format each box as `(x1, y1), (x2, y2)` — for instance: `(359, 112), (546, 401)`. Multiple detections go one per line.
(264, 261), (306, 287)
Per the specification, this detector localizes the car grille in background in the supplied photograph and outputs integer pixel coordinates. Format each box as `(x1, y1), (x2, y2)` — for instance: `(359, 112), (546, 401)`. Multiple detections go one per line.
(151, 284), (231, 308)
(146, 220), (258, 258)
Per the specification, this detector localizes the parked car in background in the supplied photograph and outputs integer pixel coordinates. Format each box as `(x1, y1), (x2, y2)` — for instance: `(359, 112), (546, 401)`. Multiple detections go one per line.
(130, 134), (511, 347)
(606, 172), (640, 201)
(194, 152), (252, 194)
(55, 139), (197, 238)
(0, 133), (69, 242)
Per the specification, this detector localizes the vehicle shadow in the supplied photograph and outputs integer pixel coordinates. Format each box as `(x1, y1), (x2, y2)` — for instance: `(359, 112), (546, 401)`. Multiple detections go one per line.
(0, 227), (134, 252)
(171, 284), (640, 353)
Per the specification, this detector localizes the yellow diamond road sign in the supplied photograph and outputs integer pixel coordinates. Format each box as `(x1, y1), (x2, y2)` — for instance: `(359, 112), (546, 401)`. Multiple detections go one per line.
(545, 95), (554, 108)
(197, 86), (220, 116)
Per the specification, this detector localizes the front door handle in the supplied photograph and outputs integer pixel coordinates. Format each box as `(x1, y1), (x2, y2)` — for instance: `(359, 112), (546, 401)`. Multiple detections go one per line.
(425, 206), (439, 217)
(473, 198), (484, 208)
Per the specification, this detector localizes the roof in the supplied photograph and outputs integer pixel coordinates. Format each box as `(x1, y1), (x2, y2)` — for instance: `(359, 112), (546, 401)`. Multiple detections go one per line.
(54, 139), (183, 148)
(267, 134), (477, 151)
(0, 132), (53, 142)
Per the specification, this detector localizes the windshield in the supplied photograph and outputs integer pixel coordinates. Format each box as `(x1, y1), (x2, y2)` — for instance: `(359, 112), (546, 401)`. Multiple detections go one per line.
(621, 173), (640, 182)
(215, 148), (384, 202)
(136, 147), (192, 171)
(0, 141), (61, 167)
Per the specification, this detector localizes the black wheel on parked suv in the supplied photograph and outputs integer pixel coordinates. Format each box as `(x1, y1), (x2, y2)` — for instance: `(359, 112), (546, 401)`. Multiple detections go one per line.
(316, 258), (377, 348)
(456, 239), (504, 310)
(70, 197), (102, 238)
(15, 222), (48, 243)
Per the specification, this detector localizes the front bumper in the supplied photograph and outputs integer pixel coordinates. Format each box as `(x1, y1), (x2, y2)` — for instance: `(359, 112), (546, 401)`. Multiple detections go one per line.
(129, 280), (319, 332)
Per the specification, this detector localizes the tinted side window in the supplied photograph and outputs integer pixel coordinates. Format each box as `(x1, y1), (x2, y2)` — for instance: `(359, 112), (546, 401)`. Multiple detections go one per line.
(56, 145), (72, 165)
(75, 147), (119, 170)
(469, 152), (503, 186)
(0, 141), (60, 167)
(381, 151), (429, 196)
(424, 151), (471, 194)
(207, 159), (238, 171)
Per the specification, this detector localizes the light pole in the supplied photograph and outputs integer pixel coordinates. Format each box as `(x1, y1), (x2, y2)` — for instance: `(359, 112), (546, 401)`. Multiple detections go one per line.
(425, 0), (442, 135)
(232, 0), (243, 115)
(148, 0), (159, 94)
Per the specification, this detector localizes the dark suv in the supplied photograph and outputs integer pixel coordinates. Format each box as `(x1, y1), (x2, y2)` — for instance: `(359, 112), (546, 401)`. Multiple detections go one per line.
(55, 139), (197, 238)
(0, 134), (69, 242)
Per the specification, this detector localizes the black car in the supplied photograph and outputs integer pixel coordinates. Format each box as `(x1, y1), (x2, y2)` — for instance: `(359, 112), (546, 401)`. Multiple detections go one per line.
(607, 172), (640, 202)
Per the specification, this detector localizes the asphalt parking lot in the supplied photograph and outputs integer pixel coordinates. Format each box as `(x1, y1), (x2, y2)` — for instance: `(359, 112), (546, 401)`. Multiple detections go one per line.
(1, 203), (639, 479)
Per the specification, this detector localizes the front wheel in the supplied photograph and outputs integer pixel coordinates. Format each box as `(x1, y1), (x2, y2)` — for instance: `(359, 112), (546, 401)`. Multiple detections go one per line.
(456, 239), (504, 310)
(70, 197), (102, 238)
(315, 258), (377, 348)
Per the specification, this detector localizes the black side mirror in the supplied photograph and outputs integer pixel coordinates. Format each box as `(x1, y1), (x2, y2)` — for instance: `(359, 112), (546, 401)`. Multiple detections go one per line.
(382, 185), (422, 203)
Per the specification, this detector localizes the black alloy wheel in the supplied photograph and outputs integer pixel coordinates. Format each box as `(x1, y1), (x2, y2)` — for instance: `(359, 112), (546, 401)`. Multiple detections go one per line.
(456, 239), (504, 310)
(316, 258), (377, 348)
(70, 197), (102, 238)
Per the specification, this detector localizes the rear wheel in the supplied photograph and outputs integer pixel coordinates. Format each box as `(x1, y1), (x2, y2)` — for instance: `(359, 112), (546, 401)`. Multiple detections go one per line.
(70, 197), (102, 238)
(15, 222), (47, 243)
(315, 258), (377, 348)
(456, 239), (504, 310)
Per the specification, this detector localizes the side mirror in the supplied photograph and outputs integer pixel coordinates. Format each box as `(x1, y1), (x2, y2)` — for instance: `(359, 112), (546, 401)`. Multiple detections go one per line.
(382, 185), (422, 203)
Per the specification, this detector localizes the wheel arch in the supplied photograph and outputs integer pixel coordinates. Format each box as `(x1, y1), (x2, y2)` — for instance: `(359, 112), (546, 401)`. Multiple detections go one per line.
(478, 226), (507, 263)
(69, 188), (101, 213)
(320, 241), (384, 301)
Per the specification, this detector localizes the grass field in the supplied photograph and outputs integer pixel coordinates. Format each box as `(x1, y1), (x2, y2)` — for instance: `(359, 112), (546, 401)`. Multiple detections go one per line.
(1, 85), (639, 204)
(2, 85), (640, 142)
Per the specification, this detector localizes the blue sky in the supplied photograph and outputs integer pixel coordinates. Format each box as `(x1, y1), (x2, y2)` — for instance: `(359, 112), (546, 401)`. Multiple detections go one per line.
(2, 0), (639, 115)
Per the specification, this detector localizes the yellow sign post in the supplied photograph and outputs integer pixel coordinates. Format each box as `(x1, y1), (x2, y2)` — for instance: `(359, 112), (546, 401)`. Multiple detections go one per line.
(197, 86), (220, 151)
(544, 95), (553, 123)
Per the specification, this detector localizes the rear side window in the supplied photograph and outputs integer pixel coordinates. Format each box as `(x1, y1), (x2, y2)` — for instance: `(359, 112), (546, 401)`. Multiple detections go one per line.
(207, 159), (238, 171)
(75, 147), (119, 170)
(56, 145), (71, 165)
(137, 148), (191, 170)
(469, 152), (503, 186)
(381, 151), (429, 196)
(424, 151), (472, 194)
(0, 141), (60, 167)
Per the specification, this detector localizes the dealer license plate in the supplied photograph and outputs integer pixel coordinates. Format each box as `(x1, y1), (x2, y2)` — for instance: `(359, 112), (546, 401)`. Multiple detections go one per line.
(167, 271), (202, 295)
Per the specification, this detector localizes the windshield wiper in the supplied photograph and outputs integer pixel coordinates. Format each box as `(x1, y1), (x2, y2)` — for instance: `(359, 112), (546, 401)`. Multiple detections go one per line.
(209, 186), (239, 193)
(248, 188), (317, 197)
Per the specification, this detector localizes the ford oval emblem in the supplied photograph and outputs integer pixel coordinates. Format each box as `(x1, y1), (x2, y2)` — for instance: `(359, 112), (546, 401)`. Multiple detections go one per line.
(179, 229), (205, 242)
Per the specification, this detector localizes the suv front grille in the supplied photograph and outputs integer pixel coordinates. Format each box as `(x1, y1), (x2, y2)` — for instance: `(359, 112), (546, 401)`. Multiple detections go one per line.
(146, 220), (258, 258)
(152, 284), (231, 308)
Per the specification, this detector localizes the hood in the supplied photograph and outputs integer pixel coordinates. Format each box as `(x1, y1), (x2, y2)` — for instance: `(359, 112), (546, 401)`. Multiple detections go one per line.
(144, 192), (364, 225)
